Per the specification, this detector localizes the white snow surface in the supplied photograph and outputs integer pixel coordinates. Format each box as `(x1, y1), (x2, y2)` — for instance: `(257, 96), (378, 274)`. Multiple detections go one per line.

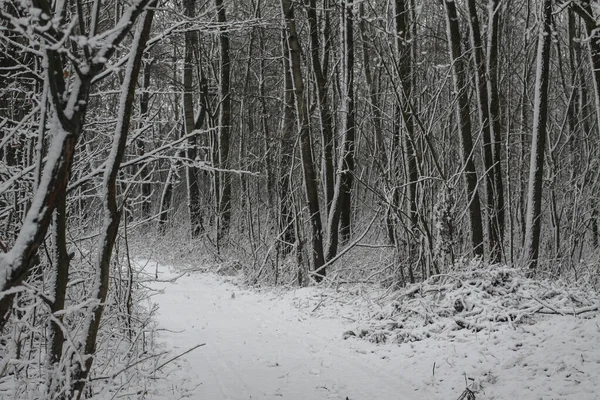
(146, 262), (600, 400)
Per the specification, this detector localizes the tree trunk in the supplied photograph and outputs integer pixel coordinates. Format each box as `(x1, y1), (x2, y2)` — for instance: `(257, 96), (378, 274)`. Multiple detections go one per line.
(467, 0), (500, 262)
(523, 0), (552, 273)
(183, 0), (203, 238)
(443, 0), (485, 257)
(71, 7), (155, 397)
(570, 1), (600, 138)
(395, 0), (418, 283)
(395, 0), (418, 231)
(138, 61), (152, 219)
(158, 162), (175, 230)
(279, 31), (296, 255)
(487, 0), (506, 261)
(281, 0), (326, 281)
(46, 193), (69, 388)
(327, 0), (356, 259)
(216, 0), (232, 241)
(338, 0), (355, 244)
(307, 0), (335, 215)
(359, 3), (387, 174)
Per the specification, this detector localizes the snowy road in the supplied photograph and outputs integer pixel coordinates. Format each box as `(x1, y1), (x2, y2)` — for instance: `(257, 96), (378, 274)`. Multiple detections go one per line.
(148, 264), (429, 400)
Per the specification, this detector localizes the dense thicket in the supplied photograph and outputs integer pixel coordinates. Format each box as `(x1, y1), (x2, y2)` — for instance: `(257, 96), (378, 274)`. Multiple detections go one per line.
(1, 0), (600, 396)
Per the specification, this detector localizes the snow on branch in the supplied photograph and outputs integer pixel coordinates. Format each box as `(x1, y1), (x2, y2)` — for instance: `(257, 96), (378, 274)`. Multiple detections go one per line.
(351, 262), (600, 345)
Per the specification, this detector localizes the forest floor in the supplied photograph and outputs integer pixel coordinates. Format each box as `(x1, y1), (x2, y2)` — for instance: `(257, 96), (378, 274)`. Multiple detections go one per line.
(142, 261), (600, 400)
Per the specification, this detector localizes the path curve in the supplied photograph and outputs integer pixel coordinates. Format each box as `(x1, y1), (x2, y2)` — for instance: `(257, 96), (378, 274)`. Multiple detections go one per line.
(148, 263), (428, 400)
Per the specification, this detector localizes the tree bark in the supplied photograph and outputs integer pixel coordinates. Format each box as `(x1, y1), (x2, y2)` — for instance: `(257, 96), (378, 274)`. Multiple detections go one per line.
(216, 0), (232, 241)
(487, 0), (506, 261)
(523, 0), (552, 273)
(359, 3), (387, 173)
(467, 0), (500, 262)
(443, 0), (485, 257)
(46, 192), (69, 394)
(279, 31), (296, 255)
(307, 0), (335, 215)
(137, 61), (152, 218)
(395, 0), (418, 282)
(71, 5), (155, 397)
(327, 0), (356, 260)
(281, 0), (326, 281)
(395, 0), (418, 231)
(183, 0), (203, 238)
(570, 1), (600, 139)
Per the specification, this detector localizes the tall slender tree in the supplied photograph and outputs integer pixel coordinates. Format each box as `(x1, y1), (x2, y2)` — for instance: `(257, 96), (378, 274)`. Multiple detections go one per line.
(466, 0), (500, 262)
(307, 0), (335, 215)
(216, 0), (232, 241)
(278, 31), (297, 254)
(487, 0), (506, 260)
(183, 0), (203, 237)
(281, 0), (326, 281)
(443, 0), (485, 257)
(523, 0), (553, 272)
(327, 0), (356, 260)
(395, 0), (419, 282)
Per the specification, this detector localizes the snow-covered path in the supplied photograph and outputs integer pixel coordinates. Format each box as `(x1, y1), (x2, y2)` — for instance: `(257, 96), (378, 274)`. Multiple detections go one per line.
(146, 263), (600, 400)
(148, 264), (429, 400)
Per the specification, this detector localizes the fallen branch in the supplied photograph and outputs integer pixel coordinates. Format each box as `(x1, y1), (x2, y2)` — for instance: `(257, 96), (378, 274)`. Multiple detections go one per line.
(536, 304), (599, 316)
(530, 296), (565, 315)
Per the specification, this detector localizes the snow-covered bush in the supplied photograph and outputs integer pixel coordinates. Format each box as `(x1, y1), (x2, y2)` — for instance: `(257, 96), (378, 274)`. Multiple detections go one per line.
(353, 261), (599, 345)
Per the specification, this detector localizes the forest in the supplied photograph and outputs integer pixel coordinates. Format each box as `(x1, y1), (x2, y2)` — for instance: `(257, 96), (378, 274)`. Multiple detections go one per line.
(1, 0), (600, 398)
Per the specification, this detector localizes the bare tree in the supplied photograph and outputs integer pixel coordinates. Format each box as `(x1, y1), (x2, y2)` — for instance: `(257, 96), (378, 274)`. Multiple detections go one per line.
(216, 0), (232, 241)
(69, 7), (156, 397)
(466, 0), (501, 262)
(327, 0), (356, 260)
(281, 0), (326, 281)
(523, 0), (553, 272)
(487, 0), (506, 261)
(183, 0), (204, 238)
(443, 0), (485, 257)
(0, 0), (154, 330)
(307, 0), (335, 215)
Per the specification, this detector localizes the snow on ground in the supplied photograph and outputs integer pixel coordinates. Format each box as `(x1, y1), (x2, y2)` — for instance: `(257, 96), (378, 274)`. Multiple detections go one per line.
(142, 261), (600, 400)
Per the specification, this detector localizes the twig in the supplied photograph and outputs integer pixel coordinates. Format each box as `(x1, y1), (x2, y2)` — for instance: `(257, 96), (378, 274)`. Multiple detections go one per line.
(91, 351), (169, 381)
(155, 343), (206, 371)
(536, 304), (598, 316)
(311, 296), (326, 313)
(310, 209), (380, 278)
(531, 296), (565, 315)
